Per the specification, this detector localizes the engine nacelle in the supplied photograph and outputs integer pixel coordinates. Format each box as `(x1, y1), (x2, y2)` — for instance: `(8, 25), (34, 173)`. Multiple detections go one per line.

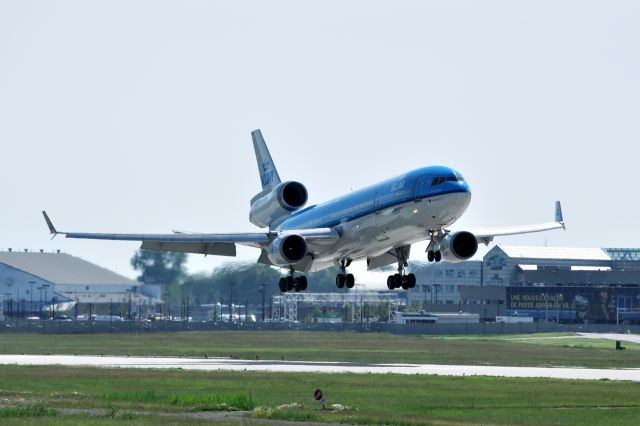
(267, 234), (308, 266)
(249, 181), (308, 228)
(440, 231), (478, 263)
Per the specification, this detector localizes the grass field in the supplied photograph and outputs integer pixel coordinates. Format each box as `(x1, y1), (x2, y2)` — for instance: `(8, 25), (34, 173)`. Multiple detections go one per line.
(1, 330), (639, 368)
(2, 330), (639, 424)
(1, 365), (640, 425)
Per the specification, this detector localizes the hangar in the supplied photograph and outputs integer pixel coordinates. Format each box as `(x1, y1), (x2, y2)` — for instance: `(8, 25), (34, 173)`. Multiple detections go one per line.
(0, 250), (161, 319)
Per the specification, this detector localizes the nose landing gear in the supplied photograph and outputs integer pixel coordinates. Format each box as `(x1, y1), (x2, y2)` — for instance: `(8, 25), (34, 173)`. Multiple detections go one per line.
(426, 229), (443, 263)
(427, 250), (442, 262)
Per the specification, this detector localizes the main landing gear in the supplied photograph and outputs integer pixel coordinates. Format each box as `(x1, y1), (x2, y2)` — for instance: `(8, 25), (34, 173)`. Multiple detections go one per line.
(278, 267), (308, 293)
(386, 246), (416, 291)
(335, 258), (355, 289)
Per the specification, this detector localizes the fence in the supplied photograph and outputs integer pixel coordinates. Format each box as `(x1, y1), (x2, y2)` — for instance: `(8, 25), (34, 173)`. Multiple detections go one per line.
(1, 319), (639, 336)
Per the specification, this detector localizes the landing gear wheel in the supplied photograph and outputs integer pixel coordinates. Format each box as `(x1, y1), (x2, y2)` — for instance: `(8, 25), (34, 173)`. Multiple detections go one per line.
(393, 273), (402, 289)
(299, 276), (308, 291)
(427, 251), (435, 262)
(407, 273), (416, 288)
(346, 274), (355, 289)
(278, 277), (287, 293)
(387, 276), (395, 290)
(336, 274), (346, 289)
(401, 275), (410, 290)
(293, 277), (302, 292)
(286, 276), (294, 292)
(434, 251), (442, 262)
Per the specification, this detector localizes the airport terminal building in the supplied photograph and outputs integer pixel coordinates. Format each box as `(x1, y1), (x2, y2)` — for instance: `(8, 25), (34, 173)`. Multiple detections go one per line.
(407, 245), (640, 321)
(0, 250), (161, 319)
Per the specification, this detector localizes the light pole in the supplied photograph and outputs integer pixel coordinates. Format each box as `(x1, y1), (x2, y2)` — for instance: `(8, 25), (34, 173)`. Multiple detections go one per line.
(4, 293), (11, 320)
(126, 288), (134, 320)
(260, 283), (266, 322)
(37, 286), (43, 317)
(28, 281), (35, 316)
(42, 284), (49, 319)
(229, 282), (234, 323)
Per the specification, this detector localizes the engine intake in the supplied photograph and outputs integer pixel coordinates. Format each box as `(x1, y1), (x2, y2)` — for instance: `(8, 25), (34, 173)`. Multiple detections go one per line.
(250, 181), (308, 228)
(440, 231), (478, 263)
(267, 234), (308, 266)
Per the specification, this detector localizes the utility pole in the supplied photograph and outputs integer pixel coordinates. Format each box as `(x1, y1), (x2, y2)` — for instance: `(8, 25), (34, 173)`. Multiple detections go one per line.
(29, 281), (35, 317)
(260, 283), (266, 322)
(229, 282), (234, 323)
(245, 297), (248, 323)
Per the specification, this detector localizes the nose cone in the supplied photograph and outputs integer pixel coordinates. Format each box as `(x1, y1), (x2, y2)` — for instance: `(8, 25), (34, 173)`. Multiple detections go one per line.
(451, 169), (471, 195)
(458, 177), (471, 194)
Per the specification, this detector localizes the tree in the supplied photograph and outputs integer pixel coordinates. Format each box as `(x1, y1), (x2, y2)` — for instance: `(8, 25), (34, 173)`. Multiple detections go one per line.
(180, 262), (349, 307)
(130, 250), (187, 285)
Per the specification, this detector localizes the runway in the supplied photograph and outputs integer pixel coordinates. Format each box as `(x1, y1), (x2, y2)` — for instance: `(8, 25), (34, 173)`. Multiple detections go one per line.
(576, 332), (640, 344)
(1, 354), (639, 381)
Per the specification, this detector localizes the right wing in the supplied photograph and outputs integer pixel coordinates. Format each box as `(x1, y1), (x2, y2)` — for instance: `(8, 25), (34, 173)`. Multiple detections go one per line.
(465, 201), (565, 245)
(42, 211), (338, 256)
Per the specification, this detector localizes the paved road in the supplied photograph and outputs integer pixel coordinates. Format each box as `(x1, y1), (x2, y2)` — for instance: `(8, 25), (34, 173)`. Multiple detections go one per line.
(577, 332), (640, 344)
(1, 354), (639, 381)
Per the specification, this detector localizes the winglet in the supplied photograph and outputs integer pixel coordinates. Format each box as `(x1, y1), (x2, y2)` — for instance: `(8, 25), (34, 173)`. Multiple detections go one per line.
(42, 211), (59, 236)
(555, 201), (565, 229)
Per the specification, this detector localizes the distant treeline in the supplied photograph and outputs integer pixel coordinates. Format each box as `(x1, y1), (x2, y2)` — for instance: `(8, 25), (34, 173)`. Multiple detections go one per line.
(131, 250), (346, 306)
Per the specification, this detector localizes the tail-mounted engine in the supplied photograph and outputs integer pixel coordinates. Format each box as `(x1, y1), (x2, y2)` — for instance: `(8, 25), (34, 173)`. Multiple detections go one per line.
(439, 231), (478, 263)
(249, 181), (308, 228)
(267, 234), (308, 266)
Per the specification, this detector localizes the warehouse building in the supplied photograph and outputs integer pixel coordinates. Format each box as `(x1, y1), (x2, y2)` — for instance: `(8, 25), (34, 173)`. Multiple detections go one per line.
(0, 250), (161, 319)
(407, 246), (640, 319)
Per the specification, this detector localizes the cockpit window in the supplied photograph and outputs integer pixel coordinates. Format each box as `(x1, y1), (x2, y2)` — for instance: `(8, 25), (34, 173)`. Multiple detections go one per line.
(432, 175), (464, 186)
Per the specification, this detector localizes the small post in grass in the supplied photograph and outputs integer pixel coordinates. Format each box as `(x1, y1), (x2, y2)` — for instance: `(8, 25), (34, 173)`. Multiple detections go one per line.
(314, 388), (325, 409)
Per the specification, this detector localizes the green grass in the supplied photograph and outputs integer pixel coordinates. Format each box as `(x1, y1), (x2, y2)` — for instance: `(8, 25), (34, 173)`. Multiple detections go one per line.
(101, 390), (254, 410)
(1, 330), (639, 368)
(1, 365), (640, 425)
(0, 404), (57, 418)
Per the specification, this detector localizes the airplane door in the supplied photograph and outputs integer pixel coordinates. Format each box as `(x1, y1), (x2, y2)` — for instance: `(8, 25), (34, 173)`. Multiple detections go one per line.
(415, 177), (427, 201)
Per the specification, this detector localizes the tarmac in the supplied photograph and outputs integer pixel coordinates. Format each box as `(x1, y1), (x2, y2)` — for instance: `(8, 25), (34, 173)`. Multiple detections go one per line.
(1, 333), (638, 381)
(576, 332), (640, 344)
(1, 354), (639, 381)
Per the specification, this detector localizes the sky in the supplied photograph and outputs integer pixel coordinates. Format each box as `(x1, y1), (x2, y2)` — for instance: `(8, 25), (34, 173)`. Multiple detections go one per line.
(1, 1), (639, 288)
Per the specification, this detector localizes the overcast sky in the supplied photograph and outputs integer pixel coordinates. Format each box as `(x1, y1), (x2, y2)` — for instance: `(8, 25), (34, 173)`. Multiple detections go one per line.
(1, 1), (639, 287)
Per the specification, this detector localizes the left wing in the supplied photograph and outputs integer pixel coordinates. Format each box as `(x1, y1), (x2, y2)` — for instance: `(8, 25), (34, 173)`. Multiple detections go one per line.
(465, 201), (565, 245)
(42, 211), (338, 256)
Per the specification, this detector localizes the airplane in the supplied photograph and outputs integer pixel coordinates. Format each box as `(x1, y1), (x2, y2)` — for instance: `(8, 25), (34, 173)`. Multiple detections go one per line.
(43, 129), (565, 293)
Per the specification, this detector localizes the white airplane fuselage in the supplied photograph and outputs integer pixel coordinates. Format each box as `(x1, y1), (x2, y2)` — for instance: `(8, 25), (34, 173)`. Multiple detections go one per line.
(276, 166), (472, 270)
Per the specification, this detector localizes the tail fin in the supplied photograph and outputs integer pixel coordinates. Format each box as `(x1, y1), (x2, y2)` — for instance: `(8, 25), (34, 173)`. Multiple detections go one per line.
(251, 129), (281, 191)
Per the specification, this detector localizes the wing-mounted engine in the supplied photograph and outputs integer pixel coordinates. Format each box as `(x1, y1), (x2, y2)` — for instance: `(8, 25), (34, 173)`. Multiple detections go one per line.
(439, 231), (478, 263)
(249, 181), (308, 228)
(267, 234), (308, 266)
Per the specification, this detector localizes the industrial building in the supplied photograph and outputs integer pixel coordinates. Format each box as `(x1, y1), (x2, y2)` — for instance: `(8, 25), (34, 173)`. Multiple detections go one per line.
(407, 245), (640, 322)
(0, 250), (161, 319)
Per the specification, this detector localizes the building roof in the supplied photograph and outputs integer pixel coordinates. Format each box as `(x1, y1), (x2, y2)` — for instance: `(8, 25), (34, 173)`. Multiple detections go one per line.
(604, 248), (640, 261)
(0, 251), (138, 286)
(497, 245), (611, 261)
